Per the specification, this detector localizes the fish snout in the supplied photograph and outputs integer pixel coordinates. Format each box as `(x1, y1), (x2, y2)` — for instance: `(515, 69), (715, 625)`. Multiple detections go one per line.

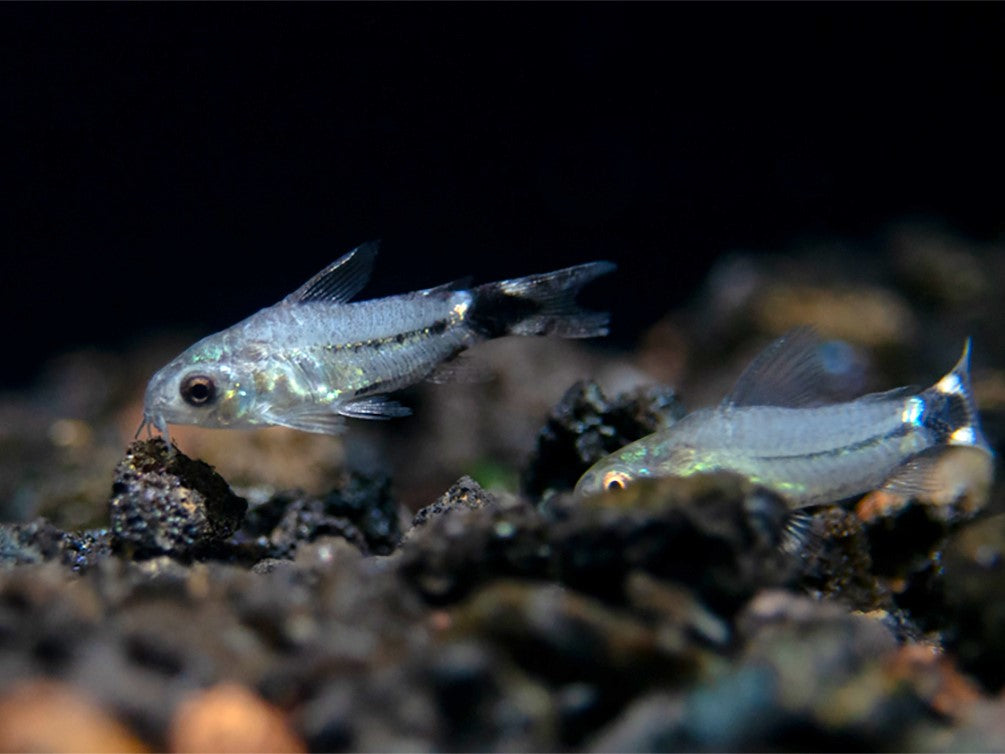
(574, 470), (600, 497)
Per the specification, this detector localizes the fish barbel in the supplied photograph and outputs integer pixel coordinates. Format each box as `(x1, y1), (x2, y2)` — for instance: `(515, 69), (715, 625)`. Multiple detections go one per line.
(140, 243), (614, 440)
(575, 329), (993, 508)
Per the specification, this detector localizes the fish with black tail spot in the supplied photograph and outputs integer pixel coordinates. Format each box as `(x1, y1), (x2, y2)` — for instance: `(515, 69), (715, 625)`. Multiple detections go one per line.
(140, 243), (615, 441)
(575, 328), (993, 509)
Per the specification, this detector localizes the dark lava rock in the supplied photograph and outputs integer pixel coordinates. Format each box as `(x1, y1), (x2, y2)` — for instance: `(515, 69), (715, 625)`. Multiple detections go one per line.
(521, 380), (683, 499)
(1, 519), (68, 566)
(409, 475), (498, 530)
(448, 581), (715, 720)
(796, 506), (888, 612)
(322, 471), (401, 554)
(399, 491), (548, 605)
(109, 439), (247, 560)
(940, 512), (1005, 692)
(546, 475), (797, 613)
(735, 591), (919, 750)
(252, 493), (370, 559)
(0, 519), (112, 573)
(235, 471), (402, 561)
(589, 592), (909, 752)
(401, 472), (797, 615)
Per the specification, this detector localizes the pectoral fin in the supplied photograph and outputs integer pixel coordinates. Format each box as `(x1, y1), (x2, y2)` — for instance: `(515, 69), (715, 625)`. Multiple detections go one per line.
(269, 412), (348, 435)
(338, 396), (413, 420)
(780, 509), (819, 557)
(269, 395), (412, 433)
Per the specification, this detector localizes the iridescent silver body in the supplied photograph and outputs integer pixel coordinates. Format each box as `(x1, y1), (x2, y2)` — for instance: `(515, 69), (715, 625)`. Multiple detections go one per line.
(141, 243), (614, 439)
(575, 330), (993, 508)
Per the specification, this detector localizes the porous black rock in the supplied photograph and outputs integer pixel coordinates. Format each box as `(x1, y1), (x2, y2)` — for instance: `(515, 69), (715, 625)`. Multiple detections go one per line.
(795, 506), (888, 612)
(108, 439), (247, 559)
(521, 380), (683, 499)
(590, 591), (906, 752)
(401, 471), (797, 615)
(263, 496), (370, 558)
(235, 471), (402, 560)
(399, 489), (548, 604)
(940, 512), (1005, 692)
(545, 475), (797, 612)
(0, 519), (67, 567)
(409, 475), (498, 530)
(0, 519), (112, 573)
(322, 471), (401, 554)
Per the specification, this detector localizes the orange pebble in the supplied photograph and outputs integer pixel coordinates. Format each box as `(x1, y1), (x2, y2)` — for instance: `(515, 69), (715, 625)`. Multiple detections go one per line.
(886, 644), (982, 720)
(168, 683), (305, 754)
(0, 679), (148, 753)
(855, 489), (908, 522)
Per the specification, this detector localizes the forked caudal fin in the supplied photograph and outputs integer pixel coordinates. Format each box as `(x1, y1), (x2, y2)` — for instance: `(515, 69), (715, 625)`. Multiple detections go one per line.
(916, 338), (991, 453)
(467, 261), (616, 339)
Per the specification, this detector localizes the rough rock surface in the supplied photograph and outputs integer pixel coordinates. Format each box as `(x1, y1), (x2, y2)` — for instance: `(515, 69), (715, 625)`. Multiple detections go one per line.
(109, 439), (247, 559)
(521, 381), (683, 499)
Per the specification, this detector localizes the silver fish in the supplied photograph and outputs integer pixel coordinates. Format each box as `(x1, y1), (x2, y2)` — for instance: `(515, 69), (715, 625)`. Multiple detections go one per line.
(140, 243), (614, 440)
(575, 329), (993, 507)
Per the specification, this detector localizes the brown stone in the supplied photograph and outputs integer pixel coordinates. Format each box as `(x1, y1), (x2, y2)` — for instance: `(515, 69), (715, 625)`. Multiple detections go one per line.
(168, 683), (304, 754)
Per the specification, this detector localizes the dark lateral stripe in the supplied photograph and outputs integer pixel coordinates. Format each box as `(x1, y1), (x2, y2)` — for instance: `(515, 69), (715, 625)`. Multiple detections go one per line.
(752, 423), (918, 463)
(321, 318), (453, 353)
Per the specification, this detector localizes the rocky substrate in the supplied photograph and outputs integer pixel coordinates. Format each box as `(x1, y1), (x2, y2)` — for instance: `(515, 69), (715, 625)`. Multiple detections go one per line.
(3, 396), (1005, 752)
(3, 226), (1005, 751)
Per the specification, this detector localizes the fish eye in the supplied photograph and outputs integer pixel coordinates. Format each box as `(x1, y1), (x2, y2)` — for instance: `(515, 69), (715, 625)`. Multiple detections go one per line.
(180, 374), (217, 406)
(602, 470), (632, 492)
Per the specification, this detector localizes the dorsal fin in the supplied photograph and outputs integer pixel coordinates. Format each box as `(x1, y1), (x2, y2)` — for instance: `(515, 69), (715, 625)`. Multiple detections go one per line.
(721, 327), (834, 409)
(283, 242), (378, 305)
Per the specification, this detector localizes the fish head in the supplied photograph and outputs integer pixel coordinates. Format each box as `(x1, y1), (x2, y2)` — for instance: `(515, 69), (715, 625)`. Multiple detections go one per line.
(574, 439), (655, 497)
(141, 336), (265, 436)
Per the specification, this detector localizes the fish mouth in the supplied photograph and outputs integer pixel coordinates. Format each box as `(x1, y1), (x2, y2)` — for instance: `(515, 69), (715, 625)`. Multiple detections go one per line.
(136, 395), (172, 443)
(134, 415), (151, 440)
(137, 366), (179, 443)
(134, 412), (169, 441)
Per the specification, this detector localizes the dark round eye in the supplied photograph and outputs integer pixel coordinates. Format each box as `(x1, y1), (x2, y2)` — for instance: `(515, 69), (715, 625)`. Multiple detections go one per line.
(603, 471), (630, 492)
(180, 374), (217, 406)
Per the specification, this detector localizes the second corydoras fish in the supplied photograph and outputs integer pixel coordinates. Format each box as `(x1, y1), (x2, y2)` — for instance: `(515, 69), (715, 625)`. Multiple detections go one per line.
(576, 329), (993, 508)
(141, 243), (614, 440)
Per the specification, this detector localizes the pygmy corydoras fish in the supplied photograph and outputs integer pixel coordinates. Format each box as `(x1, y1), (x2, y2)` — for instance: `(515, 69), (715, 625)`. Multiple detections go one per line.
(575, 329), (993, 508)
(141, 243), (615, 439)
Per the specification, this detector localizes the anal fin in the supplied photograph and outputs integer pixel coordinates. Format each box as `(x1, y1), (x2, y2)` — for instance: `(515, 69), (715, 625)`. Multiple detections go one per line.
(865, 445), (994, 520)
(426, 353), (494, 384)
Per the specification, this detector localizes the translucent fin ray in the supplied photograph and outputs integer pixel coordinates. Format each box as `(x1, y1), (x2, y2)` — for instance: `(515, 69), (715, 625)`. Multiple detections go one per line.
(284, 242), (378, 305)
(780, 509), (820, 558)
(881, 445), (994, 506)
(338, 396), (413, 420)
(468, 260), (616, 339)
(722, 327), (834, 409)
(268, 410), (348, 435)
(426, 353), (494, 384)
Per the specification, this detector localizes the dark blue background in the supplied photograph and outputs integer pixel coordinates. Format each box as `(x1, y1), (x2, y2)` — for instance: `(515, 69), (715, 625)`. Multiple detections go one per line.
(4, 4), (1003, 387)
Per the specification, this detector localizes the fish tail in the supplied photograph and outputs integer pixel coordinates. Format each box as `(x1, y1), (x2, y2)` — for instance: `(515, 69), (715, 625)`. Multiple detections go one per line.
(467, 261), (616, 339)
(918, 338), (991, 452)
